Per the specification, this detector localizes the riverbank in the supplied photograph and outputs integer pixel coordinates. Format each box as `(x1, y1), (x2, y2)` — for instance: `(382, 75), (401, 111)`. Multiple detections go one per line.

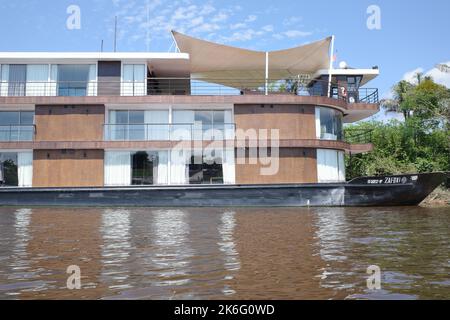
(421, 187), (450, 207)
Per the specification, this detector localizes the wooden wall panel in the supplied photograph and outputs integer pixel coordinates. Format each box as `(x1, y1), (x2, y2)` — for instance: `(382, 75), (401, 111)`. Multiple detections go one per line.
(235, 148), (317, 184)
(97, 61), (121, 96)
(33, 150), (104, 187)
(234, 104), (316, 140)
(35, 105), (105, 141)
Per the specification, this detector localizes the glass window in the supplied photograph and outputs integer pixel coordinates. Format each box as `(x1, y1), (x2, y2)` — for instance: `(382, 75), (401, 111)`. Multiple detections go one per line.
(318, 107), (343, 141)
(128, 111), (144, 140)
(111, 110), (145, 140)
(347, 76), (362, 93)
(0, 111), (34, 141)
(20, 111), (34, 125)
(0, 112), (20, 125)
(131, 151), (155, 185)
(115, 111), (129, 124)
(195, 110), (213, 126)
(129, 111), (145, 124)
(213, 110), (225, 126)
(188, 150), (223, 184)
(8, 65), (27, 96)
(0, 153), (18, 186)
(57, 64), (90, 96)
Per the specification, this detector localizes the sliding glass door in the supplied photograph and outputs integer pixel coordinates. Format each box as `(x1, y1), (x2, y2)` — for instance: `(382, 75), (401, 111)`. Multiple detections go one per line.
(188, 150), (224, 184)
(8, 65), (26, 96)
(0, 152), (33, 187)
(122, 64), (146, 96)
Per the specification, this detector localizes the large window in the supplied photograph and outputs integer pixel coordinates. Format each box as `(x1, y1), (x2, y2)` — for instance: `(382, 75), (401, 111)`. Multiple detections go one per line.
(0, 64), (96, 96)
(188, 150), (224, 184)
(122, 64), (146, 96)
(108, 110), (145, 140)
(7, 65), (27, 96)
(0, 152), (33, 187)
(104, 150), (168, 186)
(0, 111), (34, 141)
(0, 153), (18, 186)
(57, 64), (96, 96)
(172, 109), (233, 140)
(107, 109), (232, 141)
(315, 107), (343, 141)
(317, 149), (345, 183)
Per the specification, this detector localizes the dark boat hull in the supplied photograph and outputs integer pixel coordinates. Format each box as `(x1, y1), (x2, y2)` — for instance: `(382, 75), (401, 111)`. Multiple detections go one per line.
(0, 172), (447, 207)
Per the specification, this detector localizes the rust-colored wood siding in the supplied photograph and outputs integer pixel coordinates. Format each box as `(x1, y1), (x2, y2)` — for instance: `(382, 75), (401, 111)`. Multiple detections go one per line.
(33, 149), (104, 187)
(34, 105), (105, 141)
(234, 104), (316, 140)
(97, 61), (121, 96)
(235, 148), (317, 184)
(234, 104), (318, 184)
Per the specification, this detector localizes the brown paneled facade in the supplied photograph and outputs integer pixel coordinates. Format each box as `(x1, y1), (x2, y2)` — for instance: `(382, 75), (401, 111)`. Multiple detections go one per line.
(33, 149), (104, 187)
(233, 104), (319, 184)
(35, 105), (105, 141)
(234, 104), (316, 140)
(235, 148), (318, 184)
(2, 101), (360, 187)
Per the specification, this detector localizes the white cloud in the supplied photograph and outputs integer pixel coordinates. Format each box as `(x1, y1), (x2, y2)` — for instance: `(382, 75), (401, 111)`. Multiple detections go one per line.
(283, 16), (302, 26)
(282, 30), (312, 38)
(401, 63), (450, 88)
(262, 25), (274, 32)
(402, 67), (424, 84)
(211, 12), (228, 22)
(108, 0), (313, 48)
(245, 15), (257, 22)
(425, 62), (450, 88)
(230, 22), (246, 30)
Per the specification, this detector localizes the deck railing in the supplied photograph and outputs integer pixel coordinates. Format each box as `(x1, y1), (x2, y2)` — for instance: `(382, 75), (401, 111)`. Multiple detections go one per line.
(343, 129), (374, 144)
(0, 78), (379, 103)
(0, 125), (35, 141)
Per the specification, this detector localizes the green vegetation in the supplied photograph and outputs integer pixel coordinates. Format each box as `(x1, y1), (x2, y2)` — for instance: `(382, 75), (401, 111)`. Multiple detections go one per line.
(345, 76), (450, 185)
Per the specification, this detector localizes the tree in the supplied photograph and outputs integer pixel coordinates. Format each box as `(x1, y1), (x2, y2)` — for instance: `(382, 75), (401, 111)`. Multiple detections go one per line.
(381, 80), (414, 119)
(346, 77), (450, 180)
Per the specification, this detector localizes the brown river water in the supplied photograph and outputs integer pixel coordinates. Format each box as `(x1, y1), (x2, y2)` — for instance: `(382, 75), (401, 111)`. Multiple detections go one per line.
(0, 206), (448, 300)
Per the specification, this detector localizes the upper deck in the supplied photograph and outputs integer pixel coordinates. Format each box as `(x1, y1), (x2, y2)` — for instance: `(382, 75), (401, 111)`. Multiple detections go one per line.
(0, 31), (379, 122)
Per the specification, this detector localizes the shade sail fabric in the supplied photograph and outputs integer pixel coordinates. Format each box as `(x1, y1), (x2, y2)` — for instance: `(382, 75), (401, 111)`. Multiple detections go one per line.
(172, 31), (332, 88)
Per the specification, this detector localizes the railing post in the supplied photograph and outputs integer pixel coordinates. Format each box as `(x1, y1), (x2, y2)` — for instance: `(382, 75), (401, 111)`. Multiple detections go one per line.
(265, 52), (269, 96)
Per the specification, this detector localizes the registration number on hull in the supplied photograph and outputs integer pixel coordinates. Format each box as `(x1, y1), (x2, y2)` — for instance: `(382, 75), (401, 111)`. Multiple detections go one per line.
(367, 176), (415, 185)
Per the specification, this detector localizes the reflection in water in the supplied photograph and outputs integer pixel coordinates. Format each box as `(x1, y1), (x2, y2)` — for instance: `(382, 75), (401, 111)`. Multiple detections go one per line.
(217, 211), (240, 296)
(152, 210), (192, 284)
(313, 207), (450, 299)
(0, 206), (448, 299)
(12, 209), (32, 279)
(101, 209), (131, 291)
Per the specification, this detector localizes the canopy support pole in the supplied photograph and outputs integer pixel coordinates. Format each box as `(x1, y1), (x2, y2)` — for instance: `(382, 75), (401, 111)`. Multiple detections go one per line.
(265, 51), (269, 96)
(327, 35), (335, 98)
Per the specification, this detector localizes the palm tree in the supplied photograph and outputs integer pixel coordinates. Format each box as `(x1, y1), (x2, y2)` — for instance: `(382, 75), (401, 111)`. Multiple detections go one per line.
(381, 80), (414, 119)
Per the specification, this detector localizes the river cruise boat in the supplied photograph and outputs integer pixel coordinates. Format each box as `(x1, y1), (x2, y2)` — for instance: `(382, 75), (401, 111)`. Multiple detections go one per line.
(0, 31), (447, 206)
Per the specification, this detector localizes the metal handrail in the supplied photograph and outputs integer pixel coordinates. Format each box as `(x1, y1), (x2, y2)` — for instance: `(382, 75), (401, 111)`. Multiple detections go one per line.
(0, 79), (379, 102)
(104, 123), (236, 141)
(343, 129), (374, 144)
(358, 88), (379, 104)
(0, 124), (35, 141)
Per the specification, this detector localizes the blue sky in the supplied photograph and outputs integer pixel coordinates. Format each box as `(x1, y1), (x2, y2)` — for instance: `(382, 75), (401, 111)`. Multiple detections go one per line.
(1, 0), (449, 120)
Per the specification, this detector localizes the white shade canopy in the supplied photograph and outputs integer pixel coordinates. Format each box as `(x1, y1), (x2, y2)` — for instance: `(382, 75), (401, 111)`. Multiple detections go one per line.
(172, 31), (332, 88)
